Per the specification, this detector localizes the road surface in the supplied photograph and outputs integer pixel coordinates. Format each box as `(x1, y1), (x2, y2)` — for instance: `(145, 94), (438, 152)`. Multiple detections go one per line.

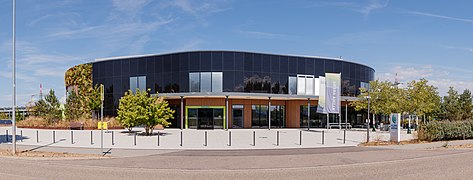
(0, 146), (472, 179)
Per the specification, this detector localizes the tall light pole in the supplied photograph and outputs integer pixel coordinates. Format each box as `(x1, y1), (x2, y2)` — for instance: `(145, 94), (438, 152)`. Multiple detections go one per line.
(12, 0), (17, 155)
(100, 84), (104, 154)
(366, 92), (370, 143)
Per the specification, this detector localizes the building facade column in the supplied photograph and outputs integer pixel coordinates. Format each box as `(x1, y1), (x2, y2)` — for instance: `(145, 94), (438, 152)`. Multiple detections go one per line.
(226, 95), (229, 130)
(180, 96), (184, 130)
(268, 96), (271, 130)
(345, 99), (348, 130)
(307, 98), (310, 130)
(327, 113), (330, 129)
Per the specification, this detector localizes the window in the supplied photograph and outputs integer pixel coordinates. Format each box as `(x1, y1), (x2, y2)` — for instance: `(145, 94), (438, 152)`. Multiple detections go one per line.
(297, 76), (305, 95)
(189, 73), (200, 92)
(129, 76), (146, 93)
(201, 72), (212, 92)
(188, 72), (223, 93)
(212, 72), (223, 92)
(288, 76), (297, 95)
(306, 76), (314, 95)
(296, 74), (316, 95)
(360, 81), (370, 90)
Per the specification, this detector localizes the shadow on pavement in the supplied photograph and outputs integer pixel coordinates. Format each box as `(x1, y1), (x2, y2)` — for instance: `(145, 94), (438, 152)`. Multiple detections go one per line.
(0, 135), (29, 144)
(25, 139), (66, 152)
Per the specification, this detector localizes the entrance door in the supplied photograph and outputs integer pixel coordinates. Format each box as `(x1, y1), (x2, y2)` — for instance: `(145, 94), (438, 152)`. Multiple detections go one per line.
(232, 105), (244, 128)
(198, 108), (214, 129)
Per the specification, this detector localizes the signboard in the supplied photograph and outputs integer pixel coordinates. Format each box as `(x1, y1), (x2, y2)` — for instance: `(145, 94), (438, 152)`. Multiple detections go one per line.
(317, 76), (327, 114)
(390, 113), (401, 142)
(98, 122), (108, 130)
(325, 73), (341, 114)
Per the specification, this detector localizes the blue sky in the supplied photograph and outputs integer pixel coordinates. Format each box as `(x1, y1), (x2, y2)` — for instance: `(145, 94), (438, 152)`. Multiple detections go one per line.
(1, 0), (473, 107)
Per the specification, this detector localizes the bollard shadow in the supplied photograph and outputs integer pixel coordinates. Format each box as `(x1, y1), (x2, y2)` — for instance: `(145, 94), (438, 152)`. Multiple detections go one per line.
(102, 148), (112, 156)
(120, 130), (141, 134)
(140, 131), (173, 137)
(24, 139), (66, 152)
(0, 135), (30, 144)
(304, 129), (326, 133)
(336, 138), (359, 143)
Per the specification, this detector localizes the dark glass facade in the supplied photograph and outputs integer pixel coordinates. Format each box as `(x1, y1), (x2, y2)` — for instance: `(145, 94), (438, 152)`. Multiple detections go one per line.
(91, 51), (375, 116)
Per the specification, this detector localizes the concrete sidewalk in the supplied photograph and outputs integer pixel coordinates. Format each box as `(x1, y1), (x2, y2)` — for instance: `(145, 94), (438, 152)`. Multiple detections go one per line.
(0, 127), (414, 150)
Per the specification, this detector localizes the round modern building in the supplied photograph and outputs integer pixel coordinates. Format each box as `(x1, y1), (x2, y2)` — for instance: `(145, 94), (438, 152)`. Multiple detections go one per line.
(70, 50), (375, 129)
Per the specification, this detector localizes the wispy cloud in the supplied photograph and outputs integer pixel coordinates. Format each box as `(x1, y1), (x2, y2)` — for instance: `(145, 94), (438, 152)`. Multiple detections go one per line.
(307, 0), (389, 17)
(358, 0), (389, 16)
(325, 29), (398, 45)
(407, 11), (473, 24)
(237, 30), (294, 40)
(111, 0), (151, 16)
(158, 0), (232, 18)
(440, 45), (473, 53)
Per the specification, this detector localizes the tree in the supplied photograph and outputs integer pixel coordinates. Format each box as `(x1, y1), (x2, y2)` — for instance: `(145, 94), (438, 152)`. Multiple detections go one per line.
(117, 89), (174, 135)
(65, 90), (82, 120)
(117, 90), (143, 132)
(440, 87), (462, 120)
(459, 89), (473, 120)
(351, 80), (403, 115)
(143, 96), (173, 135)
(88, 84), (102, 119)
(32, 89), (62, 124)
(406, 79), (441, 120)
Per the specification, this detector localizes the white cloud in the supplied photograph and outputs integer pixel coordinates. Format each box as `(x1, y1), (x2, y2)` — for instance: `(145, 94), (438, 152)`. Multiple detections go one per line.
(408, 11), (473, 24)
(377, 64), (473, 96)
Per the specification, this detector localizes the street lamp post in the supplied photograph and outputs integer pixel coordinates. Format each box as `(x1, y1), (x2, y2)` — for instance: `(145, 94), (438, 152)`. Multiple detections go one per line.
(366, 92), (371, 143)
(12, 0), (17, 155)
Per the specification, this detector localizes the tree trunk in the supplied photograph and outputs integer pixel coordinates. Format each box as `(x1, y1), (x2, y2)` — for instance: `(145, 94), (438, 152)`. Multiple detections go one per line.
(145, 126), (151, 136)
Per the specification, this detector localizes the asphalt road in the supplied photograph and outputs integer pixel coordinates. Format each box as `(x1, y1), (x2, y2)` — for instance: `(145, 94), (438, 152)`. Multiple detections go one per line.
(0, 146), (472, 180)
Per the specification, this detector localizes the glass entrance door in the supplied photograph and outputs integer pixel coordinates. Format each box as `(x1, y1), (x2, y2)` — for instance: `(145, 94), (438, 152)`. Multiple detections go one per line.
(232, 105), (244, 128)
(198, 108), (214, 129)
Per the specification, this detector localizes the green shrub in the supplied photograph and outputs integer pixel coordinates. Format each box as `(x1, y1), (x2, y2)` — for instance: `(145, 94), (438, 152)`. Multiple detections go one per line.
(418, 120), (473, 141)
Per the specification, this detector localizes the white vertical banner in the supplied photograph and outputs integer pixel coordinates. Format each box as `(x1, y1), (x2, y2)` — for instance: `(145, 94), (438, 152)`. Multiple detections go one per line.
(390, 113), (401, 142)
(325, 73), (341, 114)
(317, 76), (327, 114)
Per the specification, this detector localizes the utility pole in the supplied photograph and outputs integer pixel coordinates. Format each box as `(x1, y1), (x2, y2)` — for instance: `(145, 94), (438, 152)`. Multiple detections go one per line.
(367, 91), (370, 143)
(12, 0), (17, 155)
(100, 84), (104, 154)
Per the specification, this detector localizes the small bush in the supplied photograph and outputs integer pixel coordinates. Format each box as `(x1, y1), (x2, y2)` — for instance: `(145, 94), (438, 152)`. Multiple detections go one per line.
(418, 120), (473, 141)
(18, 116), (121, 129)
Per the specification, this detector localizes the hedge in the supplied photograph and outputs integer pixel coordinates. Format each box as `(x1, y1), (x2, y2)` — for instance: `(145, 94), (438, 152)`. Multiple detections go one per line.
(418, 120), (473, 141)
